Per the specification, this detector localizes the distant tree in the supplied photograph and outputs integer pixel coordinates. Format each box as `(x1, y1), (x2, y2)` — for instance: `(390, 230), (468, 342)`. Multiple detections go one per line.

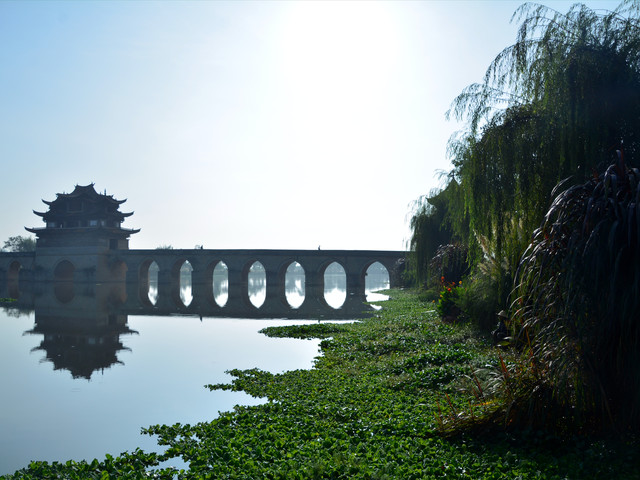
(2, 236), (36, 252)
(408, 179), (467, 286)
(156, 245), (174, 250)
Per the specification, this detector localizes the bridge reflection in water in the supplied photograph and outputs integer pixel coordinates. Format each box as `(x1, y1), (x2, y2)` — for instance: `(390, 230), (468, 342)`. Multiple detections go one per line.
(1, 249), (402, 379)
(3, 272), (388, 380)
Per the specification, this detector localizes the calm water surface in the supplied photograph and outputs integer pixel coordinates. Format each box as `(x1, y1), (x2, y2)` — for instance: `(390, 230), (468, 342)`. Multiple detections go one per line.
(0, 269), (389, 475)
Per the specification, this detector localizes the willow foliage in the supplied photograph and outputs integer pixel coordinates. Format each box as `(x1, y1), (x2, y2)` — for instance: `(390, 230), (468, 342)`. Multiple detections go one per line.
(408, 180), (465, 286)
(447, 1), (640, 273)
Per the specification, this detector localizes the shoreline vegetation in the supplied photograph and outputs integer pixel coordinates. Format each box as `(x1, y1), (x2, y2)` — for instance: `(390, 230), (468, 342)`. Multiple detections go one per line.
(5, 289), (639, 479)
(406, 0), (640, 447)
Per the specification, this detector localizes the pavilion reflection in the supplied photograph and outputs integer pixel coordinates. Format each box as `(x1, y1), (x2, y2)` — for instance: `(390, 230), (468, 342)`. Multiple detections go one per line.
(25, 314), (136, 380)
(12, 282), (136, 380)
(1, 279), (379, 380)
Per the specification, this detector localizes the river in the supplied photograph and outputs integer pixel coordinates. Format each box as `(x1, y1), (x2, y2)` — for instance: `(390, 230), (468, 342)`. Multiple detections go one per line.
(0, 265), (389, 475)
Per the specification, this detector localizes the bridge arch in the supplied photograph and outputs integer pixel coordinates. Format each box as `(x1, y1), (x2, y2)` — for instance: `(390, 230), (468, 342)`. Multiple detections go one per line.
(211, 260), (228, 307)
(138, 259), (159, 306)
(247, 260), (266, 308)
(284, 261), (305, 309)
(364, 261), (390, 299)
(7, 261), (21, 299)
(173, 259), (193, 308)
(362, 260), (390, 286)
(323, 261), (347, 309)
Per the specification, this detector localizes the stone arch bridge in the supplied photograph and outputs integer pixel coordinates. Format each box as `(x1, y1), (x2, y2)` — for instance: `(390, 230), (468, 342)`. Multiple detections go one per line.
(0, 249), (406, 319)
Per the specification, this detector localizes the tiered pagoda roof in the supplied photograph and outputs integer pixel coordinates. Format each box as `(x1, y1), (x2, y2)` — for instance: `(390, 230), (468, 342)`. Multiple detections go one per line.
(26, 184), (140, 248)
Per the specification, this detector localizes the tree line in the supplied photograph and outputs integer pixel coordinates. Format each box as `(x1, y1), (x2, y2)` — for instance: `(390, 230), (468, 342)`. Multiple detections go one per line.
(1, 236), (35, 252)
(409, 1), (640, 434)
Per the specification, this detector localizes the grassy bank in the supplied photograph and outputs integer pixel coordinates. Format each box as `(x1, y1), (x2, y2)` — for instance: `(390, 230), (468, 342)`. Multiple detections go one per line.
(6, 290), (639, 479)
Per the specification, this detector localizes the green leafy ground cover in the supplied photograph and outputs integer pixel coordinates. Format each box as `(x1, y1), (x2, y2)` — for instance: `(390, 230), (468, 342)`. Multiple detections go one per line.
(5, 290), (639, 479)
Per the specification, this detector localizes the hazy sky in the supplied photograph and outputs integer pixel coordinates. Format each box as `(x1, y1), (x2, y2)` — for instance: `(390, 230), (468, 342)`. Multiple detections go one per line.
(0, 1), (618, 251)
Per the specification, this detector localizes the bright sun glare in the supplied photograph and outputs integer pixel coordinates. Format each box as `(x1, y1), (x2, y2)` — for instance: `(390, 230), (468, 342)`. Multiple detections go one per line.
(271, 2), (402, 163)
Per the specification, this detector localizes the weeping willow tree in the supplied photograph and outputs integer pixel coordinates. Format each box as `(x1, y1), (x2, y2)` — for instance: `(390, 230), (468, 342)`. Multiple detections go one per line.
(445, 1), (640, 289)
(408, 179), (467, 286)
(435, 1), (640, 434)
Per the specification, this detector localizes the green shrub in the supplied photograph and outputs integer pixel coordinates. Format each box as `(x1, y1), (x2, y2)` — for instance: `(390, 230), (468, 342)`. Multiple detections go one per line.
(457, 259), (504, 333)
(435, 277), (462, 321)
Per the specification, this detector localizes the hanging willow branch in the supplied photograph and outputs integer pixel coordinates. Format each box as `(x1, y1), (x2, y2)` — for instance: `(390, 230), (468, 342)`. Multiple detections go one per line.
(446, 0), (640, 280)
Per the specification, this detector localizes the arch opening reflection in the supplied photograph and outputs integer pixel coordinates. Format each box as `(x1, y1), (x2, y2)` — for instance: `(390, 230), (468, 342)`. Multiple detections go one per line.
(213, 262), (228, 307)
(147, 261), (159, 306)
(248, 261), (266, 308)
(285, 262), (305, 308)
(179, 261), (193, 307)
(365, 262), (390, 303)
(324, 262), (346, 309)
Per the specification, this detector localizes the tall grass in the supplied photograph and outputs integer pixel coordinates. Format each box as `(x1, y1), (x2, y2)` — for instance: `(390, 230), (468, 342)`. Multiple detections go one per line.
(512, 151), (640, 432)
